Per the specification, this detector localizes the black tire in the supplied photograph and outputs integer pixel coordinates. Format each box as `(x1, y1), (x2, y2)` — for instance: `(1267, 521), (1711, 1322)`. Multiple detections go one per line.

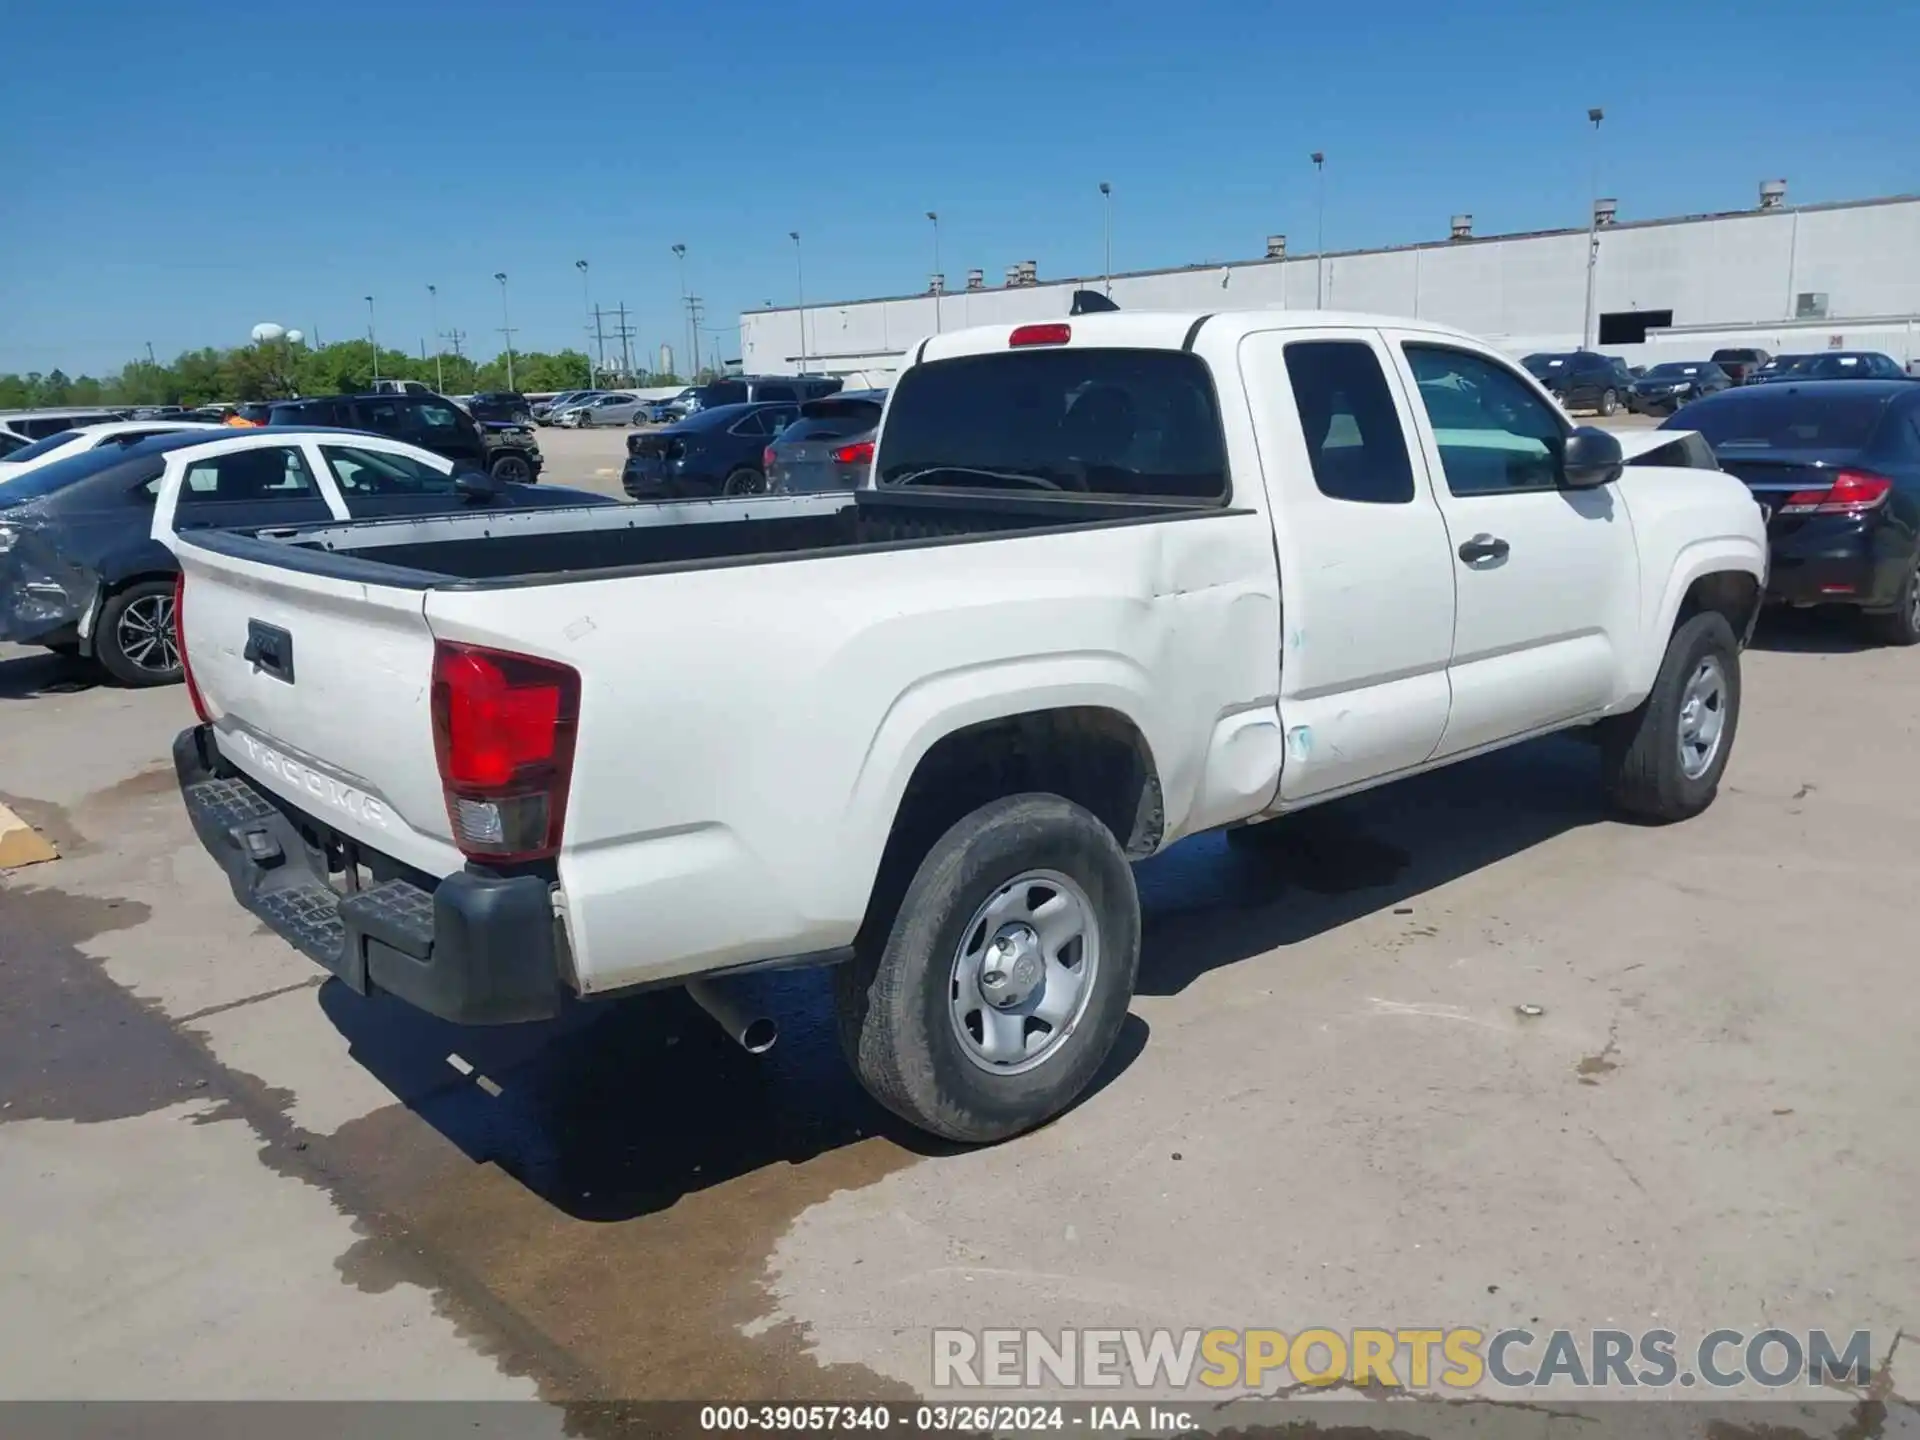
(94, 579), (183, 687)
(1599, 611), (1740, 822)
(722, 467), (767, 497)
(833, 793), (1140, 1144)
(1598, 388), (1619, 417)
(489, 453), (534, 485)
(1864, 556), (1920, 647)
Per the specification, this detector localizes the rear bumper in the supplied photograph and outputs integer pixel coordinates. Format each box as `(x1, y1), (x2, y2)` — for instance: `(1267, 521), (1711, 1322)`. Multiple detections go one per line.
(173, 724), (565, 1025)
(1765, 521), (1910, 609)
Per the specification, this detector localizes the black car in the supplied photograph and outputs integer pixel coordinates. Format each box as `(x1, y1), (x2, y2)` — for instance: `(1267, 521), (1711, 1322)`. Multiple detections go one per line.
(1661, 381), (1920, 644)
(622, 401), (801, 499)
(1627, 361), (1732, 415)
(0, 430), (608, 686)
(1750, 354), (1814, 385)
(1709, 347), (1772, 385)
(466, 390), (534, 425)
(765, 390), (887, 493)
(268, 392), (544, 483)
(1786, 351), (1911, 383)
(689, 375), (843, 411)
(1521, 351), (1636, 415)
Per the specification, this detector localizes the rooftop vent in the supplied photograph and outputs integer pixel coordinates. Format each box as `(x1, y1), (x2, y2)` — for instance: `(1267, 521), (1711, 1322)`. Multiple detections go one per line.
(1450, 214), (1473, 240)
(1593, 197), (1618, 227)
(1760, 179), (1788, 209)
(1265, 234), (1287, 259)
(1004, 265), (1021, 287)
(929, 273), (945, 295)
(965, 268), (984, 291)
(1015, 260), (1039, 287)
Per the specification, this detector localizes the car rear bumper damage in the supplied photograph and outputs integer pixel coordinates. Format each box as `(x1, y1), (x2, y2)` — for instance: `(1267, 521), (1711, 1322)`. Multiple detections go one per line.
(0, 523), (98, 647)
(173, 723), (565, 1025)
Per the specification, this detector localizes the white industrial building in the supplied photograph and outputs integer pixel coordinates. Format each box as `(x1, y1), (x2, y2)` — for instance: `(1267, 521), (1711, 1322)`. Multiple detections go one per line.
(738, 185), (1920, 382)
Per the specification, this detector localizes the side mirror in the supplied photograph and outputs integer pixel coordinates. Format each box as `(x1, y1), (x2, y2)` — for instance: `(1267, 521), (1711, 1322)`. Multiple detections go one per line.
(1561, 426), (1623, 489)
(454, 467), (498, 502)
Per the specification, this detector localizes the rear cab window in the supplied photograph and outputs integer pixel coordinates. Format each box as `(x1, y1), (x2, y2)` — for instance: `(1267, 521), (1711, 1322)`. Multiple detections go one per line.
(877, 348), (1228, 502)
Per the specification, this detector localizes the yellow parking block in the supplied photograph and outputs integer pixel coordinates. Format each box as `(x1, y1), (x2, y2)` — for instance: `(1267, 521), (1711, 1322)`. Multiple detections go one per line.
(0, 801), (58, 869)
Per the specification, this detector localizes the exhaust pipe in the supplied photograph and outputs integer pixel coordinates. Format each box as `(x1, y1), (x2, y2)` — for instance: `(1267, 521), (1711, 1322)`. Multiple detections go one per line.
(685, 978), (778, 1054)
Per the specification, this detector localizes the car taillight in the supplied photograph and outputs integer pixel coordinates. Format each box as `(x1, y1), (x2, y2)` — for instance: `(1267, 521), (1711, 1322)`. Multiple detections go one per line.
(1778, 469), (1893, 516)
(831, 439), (875, 466)
(430, 641), (580, 862)
(174, 572), (210, 723)
(1009, 323), (1071, 348)
(763, 446), (777, 471)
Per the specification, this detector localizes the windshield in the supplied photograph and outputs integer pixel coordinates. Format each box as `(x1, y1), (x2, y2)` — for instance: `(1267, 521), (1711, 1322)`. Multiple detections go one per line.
(1757, 356), (1808, 373)
(1521, 354), (1571, 377)
(1678, 392), (1889, 451)
(1644, 364), (1705, 378)
(1799, 354), (1882, 379)
(1, 429), (84, 464)
(1711, 350), (1762, 363)
(878, 348), (1228, 500)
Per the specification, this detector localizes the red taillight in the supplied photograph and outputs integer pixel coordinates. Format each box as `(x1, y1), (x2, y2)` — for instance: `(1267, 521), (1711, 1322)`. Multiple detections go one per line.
(831, 439), (875, 466)
(174, 572), (210, 722)
(763, 446), (777, 471)
(430, 641), (580, 862)
(1779, 469), (1893, 516)
(1010, 323), (1071, 348)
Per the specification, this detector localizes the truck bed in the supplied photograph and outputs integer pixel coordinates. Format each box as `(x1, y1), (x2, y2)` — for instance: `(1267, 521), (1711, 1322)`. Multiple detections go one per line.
(189, 487), (1222, 588)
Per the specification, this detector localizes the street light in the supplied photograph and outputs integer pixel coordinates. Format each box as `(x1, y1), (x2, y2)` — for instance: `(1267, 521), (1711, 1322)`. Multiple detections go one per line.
(1099, 182), (1112, 296)
(426, 284), (443, 393)
(494, 272), (515, 392)
(365, 295), (378, 381)
(576, 259), (597, 386)
(1583, 106), (1605, 350)
(790, 230), (806, 375)
(927, 210), (941, 332)
(1310, 153), (1327, 307)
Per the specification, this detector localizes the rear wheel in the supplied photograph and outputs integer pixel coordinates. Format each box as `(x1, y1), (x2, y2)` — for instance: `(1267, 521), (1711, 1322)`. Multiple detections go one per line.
(1865, 556), (1920, 647)
(833, 794), (1140, 1143)
(722, 467), (767, 497)
(1598, 388), (1619, 416)
(95, 580), (182, 687)
(1599, 611), (1740, 822)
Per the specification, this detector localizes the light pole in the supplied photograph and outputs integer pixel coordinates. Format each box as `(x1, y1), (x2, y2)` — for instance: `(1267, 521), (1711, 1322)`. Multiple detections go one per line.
(426, 284), (443, 393)
(790, 230), (806, 374)
(1583, 106), (1605, 351)
(1099, 182), (1112, 296)
(671, 242), (690, 379)
(494, 272), (515, 391)
(575, 259), (597, 387)
(1310, 152), (1327, 308)
(927, 210), (941, 332)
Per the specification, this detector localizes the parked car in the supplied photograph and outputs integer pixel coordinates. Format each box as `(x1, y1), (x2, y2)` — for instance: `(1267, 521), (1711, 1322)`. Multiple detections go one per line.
(1709, 348), (1772, 385)
(622, 400), (801, 497)
(0, 420), (220, 483)
(182, 405), (237, 423)
(559, 392), (648, 427)
(643, 389), (698, 423)
(1627, 362), (1732, 415)
(532, 390), (595, 424)
(1789, 352), (1911, 382)
(689, 375), (843, 412)
(1663, 380), (1920, 644)
(0, 428), (611, 686)
(129, 406), (189, 420)
(0, 428), (29, 458)
(266, 392), (545, 484)
(1749, 354), (1813, 384)
(0, 408), (129, 440)
(466, 391), (534, 425)
(1520, 351), (1636, 415)
(764, 390), (888, 492)
(168, 308), (1764, 1144)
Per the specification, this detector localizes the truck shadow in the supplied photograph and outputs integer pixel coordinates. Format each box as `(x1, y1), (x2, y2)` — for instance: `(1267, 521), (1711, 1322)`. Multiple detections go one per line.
(1134, 734), (1608, 995)
(318, 965), (1148, 1224)
(1744, 607), (1880, 654)
(0, 649), (100, 701)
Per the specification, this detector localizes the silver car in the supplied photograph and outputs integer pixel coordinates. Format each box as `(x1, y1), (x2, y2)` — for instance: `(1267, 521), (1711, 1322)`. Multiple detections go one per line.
(557, 392), (647, 427)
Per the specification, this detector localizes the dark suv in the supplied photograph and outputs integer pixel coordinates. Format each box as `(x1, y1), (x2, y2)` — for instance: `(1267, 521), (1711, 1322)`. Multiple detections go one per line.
(1521, 352), (1637, 416)
(267, 393), (543, 483)
(691, 375), (842, 412)
(465, 391), (534, 425)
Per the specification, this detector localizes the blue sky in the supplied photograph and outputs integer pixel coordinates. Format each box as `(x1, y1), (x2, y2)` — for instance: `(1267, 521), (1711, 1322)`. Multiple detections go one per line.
(3, 0), (1913, 377)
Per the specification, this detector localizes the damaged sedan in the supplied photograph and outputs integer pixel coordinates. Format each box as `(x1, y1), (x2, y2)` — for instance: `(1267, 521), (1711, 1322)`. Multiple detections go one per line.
(1, 427), (615, 686)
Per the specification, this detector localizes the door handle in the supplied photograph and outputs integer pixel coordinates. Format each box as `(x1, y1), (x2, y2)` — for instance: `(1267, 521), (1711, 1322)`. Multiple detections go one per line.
(1458, 533), (1510, 563)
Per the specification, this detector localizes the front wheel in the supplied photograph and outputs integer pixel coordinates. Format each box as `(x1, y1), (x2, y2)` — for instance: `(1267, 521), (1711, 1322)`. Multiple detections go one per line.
(833, 794), (1140, 1143)
(95, 579), (183, 687)
(488, 453), (534, 485)
(1598, 388), (1619, 417)
(1865, 556), (1920, 647)
(722, 467), (767, 497)
(1599, 611), (1740, 822)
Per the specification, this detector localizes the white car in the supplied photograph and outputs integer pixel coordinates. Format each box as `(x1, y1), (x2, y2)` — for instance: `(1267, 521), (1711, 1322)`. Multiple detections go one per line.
(168, 308), (1766, 1144)
(555, 392), (645, 427)
(0, 420), (219, 483)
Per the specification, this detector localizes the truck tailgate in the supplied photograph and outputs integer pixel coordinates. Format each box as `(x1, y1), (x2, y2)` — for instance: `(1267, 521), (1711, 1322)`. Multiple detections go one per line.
(174, 541), (462, 878)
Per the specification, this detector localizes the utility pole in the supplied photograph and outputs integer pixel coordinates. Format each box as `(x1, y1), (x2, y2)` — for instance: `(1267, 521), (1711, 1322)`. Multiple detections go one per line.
(144, 341), (156, 366)
(789, 231), (806, 374)
(445, 327), (467, 362)
(1310, 153), (1327, 308)
(494, 272), (516, 391)
(426, 284), (444, 393)
(1099, 182), (1114, 295)
(685, 296), (705, 379)
(576, 259), (599, 386)
(613, 303), (637, 382)
(366, 295), (379, 381)
(672, 243), (690, 382)
(592, 305), (610, 384)
(927, 210), (941, 333)
(1583, 106), (1605, 351)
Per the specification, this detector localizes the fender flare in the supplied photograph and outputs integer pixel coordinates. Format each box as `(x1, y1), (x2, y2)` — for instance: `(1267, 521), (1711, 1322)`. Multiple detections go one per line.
(1638, 533), (1768, 686)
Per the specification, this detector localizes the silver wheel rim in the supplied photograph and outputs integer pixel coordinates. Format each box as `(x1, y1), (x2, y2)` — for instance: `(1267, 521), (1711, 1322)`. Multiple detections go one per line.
(1676, 655), (1728, 780)
(948, 868), (1100, 1076)
(117, 593), (179, 676)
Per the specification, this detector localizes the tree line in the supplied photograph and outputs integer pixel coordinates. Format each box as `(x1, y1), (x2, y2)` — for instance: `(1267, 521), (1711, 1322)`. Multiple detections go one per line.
(0, 338), (701, 411)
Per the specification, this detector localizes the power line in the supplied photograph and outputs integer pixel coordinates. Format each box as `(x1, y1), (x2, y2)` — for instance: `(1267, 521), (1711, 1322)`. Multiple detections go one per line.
(612, 303), (637, 380)
(685, 296), (705, 378)
(443, 327), (467, 361)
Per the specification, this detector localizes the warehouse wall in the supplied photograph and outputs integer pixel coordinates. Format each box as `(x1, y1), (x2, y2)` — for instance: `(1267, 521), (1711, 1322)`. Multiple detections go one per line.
(738, 197), (1920, 378)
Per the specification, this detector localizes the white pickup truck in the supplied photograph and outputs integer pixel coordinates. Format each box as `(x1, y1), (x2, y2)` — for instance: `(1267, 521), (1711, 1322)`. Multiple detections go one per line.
(168, 310), (1766, 1143)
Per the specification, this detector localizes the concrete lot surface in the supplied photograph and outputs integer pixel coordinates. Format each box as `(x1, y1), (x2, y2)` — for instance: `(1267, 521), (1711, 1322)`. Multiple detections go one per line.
(1, 450), (1915, 1422)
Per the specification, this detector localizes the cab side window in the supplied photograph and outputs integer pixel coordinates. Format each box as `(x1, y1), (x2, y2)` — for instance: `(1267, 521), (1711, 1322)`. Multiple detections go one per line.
(179, 445), (319, 501)
(1283, 340), (1415, 504)
(1403, 345), (1567, 495)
